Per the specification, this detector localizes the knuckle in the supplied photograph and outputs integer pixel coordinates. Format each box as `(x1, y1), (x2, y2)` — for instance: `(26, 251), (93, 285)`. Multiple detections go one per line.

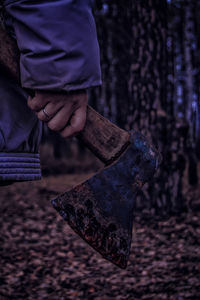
(60, 131), (70, 138)
(37, 111), (46, 122)
(37, 114), (44, 121)
(48, 122), (58, 131)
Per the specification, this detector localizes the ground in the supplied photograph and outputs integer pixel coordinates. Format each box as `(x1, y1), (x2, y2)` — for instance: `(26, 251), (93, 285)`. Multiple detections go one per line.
(0, 174), (200, 300)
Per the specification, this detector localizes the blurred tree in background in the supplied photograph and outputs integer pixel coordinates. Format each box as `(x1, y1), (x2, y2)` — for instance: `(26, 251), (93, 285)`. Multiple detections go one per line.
(43, 0), (200, 215)
(90, 0), (200, 215)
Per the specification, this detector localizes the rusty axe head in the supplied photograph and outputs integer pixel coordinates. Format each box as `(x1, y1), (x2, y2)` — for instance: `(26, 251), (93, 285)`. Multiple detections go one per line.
(51, 131), (160, 269)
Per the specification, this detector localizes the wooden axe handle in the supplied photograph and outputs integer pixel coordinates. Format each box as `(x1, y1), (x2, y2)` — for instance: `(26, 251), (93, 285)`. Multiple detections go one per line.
(78, 106), (130, 164)
(0, 26), (130, 164)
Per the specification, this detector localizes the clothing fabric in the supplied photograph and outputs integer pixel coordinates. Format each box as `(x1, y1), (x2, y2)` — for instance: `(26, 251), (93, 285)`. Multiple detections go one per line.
(0, 0), (102, 182)
(0, 69), (42, 181)
(3, 0), (102, 91)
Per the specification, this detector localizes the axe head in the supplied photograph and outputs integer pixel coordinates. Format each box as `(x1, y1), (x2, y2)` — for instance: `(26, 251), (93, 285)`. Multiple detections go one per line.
(51, 131), (161, 269)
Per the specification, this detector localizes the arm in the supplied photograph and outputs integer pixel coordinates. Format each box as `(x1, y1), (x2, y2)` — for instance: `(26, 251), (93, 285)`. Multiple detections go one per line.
(4, 0), (102, 136)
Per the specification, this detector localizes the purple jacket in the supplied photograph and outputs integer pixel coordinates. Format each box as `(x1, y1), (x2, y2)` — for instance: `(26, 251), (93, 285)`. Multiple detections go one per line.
(4, 0), (102, 91)
(0, 0), (101, 182)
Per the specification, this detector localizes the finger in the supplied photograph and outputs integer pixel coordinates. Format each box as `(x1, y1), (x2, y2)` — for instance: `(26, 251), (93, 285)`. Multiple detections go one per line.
(60, 106), (87, 138)
(27, 93), (49, 112)
(37, 101), (64, 122)
(47, 106), (73, 131)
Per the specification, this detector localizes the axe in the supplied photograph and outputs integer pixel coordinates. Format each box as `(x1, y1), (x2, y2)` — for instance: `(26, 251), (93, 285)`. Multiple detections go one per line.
(0, 25), (161, 269)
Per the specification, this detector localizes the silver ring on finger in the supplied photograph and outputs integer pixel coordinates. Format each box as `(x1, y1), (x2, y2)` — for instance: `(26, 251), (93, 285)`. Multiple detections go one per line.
(42, 108), (51, 119)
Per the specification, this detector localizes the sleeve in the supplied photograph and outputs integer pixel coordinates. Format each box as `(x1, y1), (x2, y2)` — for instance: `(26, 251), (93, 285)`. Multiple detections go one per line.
(4, 0), (102, 91)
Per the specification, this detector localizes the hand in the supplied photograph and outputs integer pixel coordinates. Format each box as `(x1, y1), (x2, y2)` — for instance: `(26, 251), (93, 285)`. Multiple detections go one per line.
(28, 90), (88, 138)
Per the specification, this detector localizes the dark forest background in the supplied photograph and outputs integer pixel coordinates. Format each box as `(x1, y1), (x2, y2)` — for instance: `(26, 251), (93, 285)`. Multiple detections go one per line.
(1, 2), (200, 298)
(41, 0), (200, 216)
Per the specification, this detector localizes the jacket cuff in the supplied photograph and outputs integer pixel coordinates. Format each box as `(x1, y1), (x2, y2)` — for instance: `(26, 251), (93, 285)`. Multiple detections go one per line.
(0, 153), (41, 181)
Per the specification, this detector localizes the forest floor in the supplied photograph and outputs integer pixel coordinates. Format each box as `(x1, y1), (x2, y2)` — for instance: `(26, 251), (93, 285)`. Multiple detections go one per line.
(0, 170), (200, 300)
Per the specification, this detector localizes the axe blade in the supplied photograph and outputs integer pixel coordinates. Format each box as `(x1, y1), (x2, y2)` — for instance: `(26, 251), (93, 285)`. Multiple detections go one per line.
(51, 132), (161, 269)
(51, 182), (136, 269)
